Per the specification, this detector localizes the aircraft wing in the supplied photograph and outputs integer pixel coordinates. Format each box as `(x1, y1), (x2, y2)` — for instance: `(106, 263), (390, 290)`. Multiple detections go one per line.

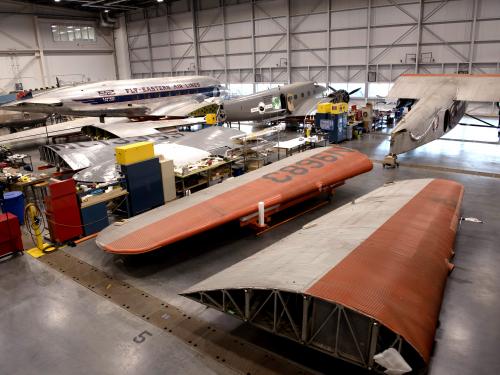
(73, 143), (212, 184)
(41, 127), (245, 182)
(91, 95), (219, 119)
(1, 99), (151, 118)
(96, 146), (373, 254)
(146, 97), (221, 117)
(81, 117), (206, 138)
(0, 117), (126, 147)
(182, 178), (464, 368)
(2, 95), (221, 119)
(290, 96), (331, 118)
(388, 74), (500, 102)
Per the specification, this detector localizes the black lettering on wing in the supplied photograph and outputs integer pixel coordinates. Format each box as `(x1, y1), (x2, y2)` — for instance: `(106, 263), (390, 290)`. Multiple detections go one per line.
(262, 172), (292, 183)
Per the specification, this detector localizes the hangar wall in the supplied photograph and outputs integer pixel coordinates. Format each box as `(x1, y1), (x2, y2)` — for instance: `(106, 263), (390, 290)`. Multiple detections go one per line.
(0, 0), (117, 93)
(125, 0), (500, 99)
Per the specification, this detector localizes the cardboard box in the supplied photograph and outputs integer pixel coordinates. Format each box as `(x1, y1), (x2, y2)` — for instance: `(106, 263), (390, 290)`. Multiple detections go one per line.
(160, 158), (176, 203)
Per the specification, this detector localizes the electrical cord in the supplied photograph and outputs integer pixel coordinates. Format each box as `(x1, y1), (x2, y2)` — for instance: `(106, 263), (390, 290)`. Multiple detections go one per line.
(24, 202), (53, 252)
(22, 194), (127, 250)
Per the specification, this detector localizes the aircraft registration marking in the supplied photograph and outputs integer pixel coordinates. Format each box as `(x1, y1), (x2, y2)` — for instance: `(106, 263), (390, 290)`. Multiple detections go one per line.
(262, 147), (354, 184)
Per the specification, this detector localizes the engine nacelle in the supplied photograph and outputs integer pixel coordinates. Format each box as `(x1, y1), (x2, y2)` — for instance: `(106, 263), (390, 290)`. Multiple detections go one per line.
(212, 86), (221, 98)
(390, 100), (466, 155)
(442, 100), (466, 133)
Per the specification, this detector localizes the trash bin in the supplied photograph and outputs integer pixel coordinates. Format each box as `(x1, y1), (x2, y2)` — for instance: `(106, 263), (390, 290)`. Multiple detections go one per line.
(346, 125), (353, 140)
(2, 191), (24, 225)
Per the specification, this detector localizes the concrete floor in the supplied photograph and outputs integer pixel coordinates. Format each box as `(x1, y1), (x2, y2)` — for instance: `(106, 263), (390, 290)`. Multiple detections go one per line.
(1, 126), (500, 374)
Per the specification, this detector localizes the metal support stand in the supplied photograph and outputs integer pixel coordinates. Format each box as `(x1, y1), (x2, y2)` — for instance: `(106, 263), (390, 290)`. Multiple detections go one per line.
(383, 153), (399, 168)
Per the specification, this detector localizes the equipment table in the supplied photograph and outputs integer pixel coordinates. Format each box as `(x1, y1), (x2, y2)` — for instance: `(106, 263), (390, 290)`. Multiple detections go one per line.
(274, 136), (327, 158)
(175, 159), (233, 196)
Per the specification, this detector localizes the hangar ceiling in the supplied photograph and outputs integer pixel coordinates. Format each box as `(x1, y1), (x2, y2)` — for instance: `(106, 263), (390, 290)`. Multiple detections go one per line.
(16, 0), (176, 12)
(125, 0), (500, 101)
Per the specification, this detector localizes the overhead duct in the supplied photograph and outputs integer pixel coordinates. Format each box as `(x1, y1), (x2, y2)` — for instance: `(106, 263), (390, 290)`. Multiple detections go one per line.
(100, 11), (117, 28)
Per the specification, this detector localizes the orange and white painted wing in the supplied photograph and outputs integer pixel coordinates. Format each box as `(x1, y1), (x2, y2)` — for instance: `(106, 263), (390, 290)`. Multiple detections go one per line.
(96, 146), (373, 254)
(183, 179), (464, 367)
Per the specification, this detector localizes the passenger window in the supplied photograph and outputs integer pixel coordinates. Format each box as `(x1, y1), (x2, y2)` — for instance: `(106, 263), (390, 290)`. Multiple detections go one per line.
(294, 94), (298, 99)
(301, 92), (304, 98)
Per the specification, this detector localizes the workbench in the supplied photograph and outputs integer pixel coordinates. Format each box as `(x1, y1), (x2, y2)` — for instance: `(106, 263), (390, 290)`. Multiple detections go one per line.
(80, 187), (128, 209)
(274, 136), (327, 158)
(175, 159), (233, 196)
(0, 175), (51, 204)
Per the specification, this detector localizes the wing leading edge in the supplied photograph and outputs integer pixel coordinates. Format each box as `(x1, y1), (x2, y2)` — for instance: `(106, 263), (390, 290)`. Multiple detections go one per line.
(96, 146), (373, 254)
(182, 178), (464, 369)
(388, 74), (500, 102)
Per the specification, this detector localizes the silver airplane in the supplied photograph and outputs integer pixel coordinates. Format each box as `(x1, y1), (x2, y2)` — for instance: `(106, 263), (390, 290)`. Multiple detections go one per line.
(0, 81), (359, 148)
(1, 75), (223, 119)
(221, 82), (358, 122)
(385, 74), (500, 165)
(78, 82), (359, 137)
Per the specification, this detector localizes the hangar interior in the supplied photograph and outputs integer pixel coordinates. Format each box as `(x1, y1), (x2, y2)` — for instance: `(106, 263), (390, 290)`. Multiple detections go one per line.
(0, 0), (499, 374)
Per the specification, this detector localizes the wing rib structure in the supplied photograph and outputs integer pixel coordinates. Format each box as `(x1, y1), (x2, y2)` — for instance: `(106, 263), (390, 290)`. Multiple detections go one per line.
(96, 146), (373, 254)
(182, 179), (464, 372)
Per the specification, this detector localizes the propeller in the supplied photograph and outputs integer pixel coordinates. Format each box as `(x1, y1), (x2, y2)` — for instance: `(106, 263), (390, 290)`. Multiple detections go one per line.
(327, 86), (362, 103)
(327, 85), (337, 92)
(348, 87), (362, 95)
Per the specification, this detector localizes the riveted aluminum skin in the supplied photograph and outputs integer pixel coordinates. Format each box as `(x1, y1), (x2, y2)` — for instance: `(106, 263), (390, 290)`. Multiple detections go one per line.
(96, 146), (373, 254)
(182, 179), (464, 368)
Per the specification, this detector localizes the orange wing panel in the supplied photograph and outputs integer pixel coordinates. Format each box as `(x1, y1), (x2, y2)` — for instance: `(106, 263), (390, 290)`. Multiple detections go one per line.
(102, 147), (372, 254)
(306, 179), (464, 363)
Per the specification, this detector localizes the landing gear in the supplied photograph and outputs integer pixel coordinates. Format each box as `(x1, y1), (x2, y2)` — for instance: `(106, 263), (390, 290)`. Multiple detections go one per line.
(383, 153), (399, 168)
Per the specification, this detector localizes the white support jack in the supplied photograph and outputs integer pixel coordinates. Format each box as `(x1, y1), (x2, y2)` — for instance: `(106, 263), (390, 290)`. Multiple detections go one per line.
(383, 154), (399, 168)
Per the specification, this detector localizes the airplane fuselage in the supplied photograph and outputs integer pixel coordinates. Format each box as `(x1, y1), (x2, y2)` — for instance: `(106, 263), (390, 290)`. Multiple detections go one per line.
(223, 82), (326, 122)
(2, 76), (222, 118)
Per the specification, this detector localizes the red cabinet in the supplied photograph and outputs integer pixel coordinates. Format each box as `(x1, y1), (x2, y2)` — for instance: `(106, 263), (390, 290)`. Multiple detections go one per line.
(0, 213), (23, 258)
(45, 179), (82, 243)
